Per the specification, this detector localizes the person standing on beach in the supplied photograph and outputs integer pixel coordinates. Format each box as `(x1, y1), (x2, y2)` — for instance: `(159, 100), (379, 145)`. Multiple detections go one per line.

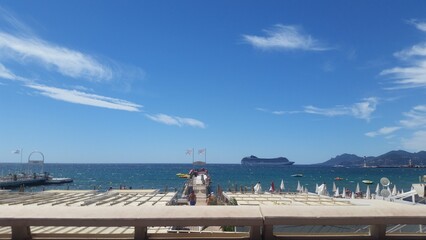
(188, 191), (197, 206)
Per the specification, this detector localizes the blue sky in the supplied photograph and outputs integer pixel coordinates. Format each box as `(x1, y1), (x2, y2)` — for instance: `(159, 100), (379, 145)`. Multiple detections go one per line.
(1, 1), (426, 164)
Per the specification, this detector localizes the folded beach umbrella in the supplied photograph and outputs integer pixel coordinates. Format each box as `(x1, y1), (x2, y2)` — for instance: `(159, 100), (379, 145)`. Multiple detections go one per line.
(269, 181), (275, 192)
(355, 183), (360, 193)
(375, 183), (380, 196)
(334, 187), (340, 197)
(392, 185), (397, 196)
(366, 185), (371, 199)
(280, 179), (285, 191)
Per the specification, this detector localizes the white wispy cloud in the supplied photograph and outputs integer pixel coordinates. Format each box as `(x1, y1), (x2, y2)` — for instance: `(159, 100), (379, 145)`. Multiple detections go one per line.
(0, 7), (205, 129)
(366, 105), (426, 141)
(0, 32), (112, 81)
(26, 84), (142, 112)
(0, 6), (34, 35)
(401, 130), (426, 151)
(242, 24), (329, 51)
(304, 97), (377, 121)
(408, 19), (426, 32)
(381, 20), (426, 89)
(255, 107), (298, 115)
(0, 63), (18, 80)
(400, 105), (426, 128)
(145, 113), (205, 128)
(365, 126), (401, 137)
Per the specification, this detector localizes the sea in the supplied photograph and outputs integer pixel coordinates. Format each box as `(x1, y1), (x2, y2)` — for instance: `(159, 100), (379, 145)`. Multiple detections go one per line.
(2, 163), (426, 194)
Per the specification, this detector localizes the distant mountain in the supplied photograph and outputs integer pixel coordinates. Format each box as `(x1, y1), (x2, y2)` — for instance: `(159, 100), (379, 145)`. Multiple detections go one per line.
(320, 154), (365, 167)
(320, 150), (426, 167)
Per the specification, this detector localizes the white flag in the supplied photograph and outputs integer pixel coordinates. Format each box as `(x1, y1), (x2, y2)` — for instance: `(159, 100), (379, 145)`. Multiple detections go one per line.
(13, 149), (20, 154)
(185, 149), (193, 155)
(198, 149), (206, 155)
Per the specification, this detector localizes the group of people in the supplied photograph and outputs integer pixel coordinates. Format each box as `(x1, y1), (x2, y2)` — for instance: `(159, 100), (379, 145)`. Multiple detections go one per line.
(187, 191), (217, 206)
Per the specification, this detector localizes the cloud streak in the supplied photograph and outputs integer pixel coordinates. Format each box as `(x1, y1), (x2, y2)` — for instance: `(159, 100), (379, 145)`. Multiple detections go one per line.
(0, 63), (18, 80)
(0, 32), (112, 81)
(365, 126), (401, 137)
(381, 20), (426, 89)
(304, 97), (378, 121)
(242, 24), (330, 51)
(400, 105), (426, 128)
(365, 105), (426, 152)
(26, 84), (142, 112)
(255, 107), (299, 115)
(0, 7), (205, 129)
(145, 113), (205, 128)
(408, 19), (426, 32)
(401, 130), (426, 151)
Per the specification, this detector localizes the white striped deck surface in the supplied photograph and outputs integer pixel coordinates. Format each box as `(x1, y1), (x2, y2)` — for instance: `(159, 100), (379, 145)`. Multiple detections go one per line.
(0, 189), (177, 237)
(223, 192), (353, 206)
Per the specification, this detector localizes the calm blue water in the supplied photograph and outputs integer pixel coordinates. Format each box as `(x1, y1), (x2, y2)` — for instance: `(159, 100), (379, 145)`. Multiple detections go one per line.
(2, 163), (426, 193)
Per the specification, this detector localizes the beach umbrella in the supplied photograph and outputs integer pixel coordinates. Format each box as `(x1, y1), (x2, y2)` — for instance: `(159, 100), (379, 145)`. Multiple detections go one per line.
(269, 181), (275, 192)
(342, 187), (346, 198)
(355, 183), (360, 193)
(401, 189), (404, 194)
(296, 181), (301, 192)
(332, 182), (337, 192)
(280, 179), (285, 191)
(315, 183), (319, 193)
(375, 183), (380, 196)
(392, 185), (397, 196)
(334, 187), (340, 197)
(304, 186), (308, 193)
(366, 185), (371, 199)
(351, 191), (355, 199)
(254, 182), (262, 194)
(317, 183), (325, 196)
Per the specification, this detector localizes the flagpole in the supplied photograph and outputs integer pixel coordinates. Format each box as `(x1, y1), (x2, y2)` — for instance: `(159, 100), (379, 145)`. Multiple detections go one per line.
(192, 148), (194, 164)
(20, 148), (23, 173)
(205, 148), (207, 164)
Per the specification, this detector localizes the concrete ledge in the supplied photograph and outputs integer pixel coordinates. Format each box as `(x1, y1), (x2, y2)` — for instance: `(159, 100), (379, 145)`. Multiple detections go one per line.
(0, 206), (263, 227)
(1, 203), (426, 240)
(260, 204), (426, 225)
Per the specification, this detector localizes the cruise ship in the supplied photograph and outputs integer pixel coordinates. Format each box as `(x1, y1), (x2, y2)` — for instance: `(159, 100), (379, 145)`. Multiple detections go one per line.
(241, 155), (294, 165)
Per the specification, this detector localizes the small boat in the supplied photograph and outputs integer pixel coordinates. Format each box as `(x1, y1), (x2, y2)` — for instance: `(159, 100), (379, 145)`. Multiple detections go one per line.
(176, 173), (189, 179)
(362, 180), (373, 185)
(335, 177), (344, 181)
(291, 174), (303, 177)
